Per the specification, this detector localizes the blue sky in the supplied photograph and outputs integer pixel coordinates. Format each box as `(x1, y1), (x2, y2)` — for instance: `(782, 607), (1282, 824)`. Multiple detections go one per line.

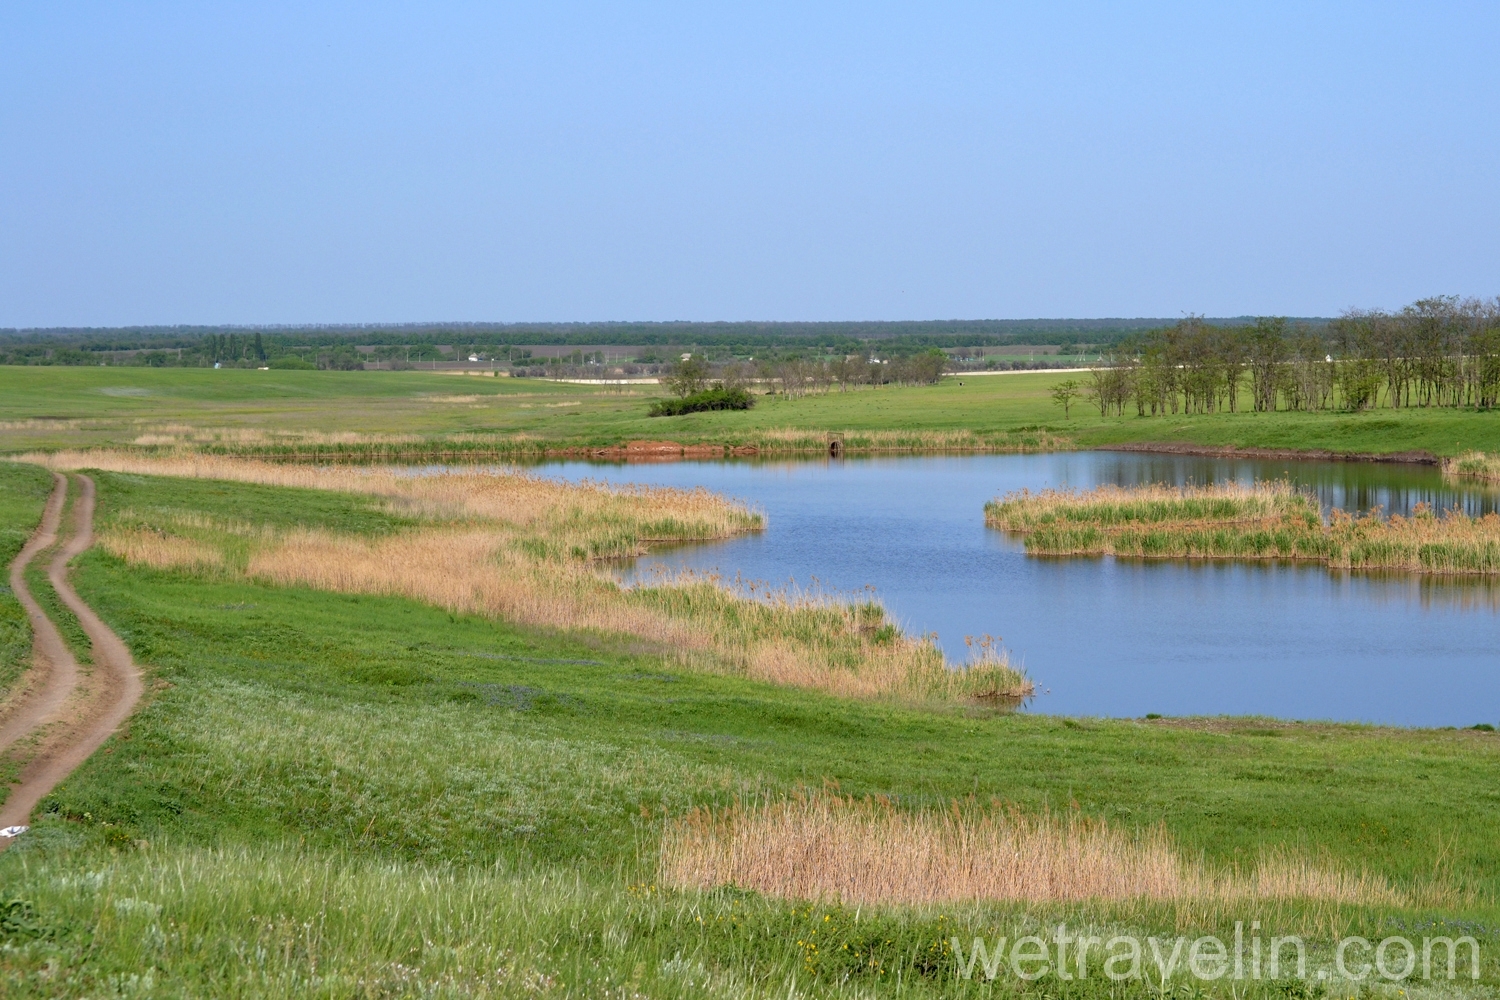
(2, 3), (1497, 326)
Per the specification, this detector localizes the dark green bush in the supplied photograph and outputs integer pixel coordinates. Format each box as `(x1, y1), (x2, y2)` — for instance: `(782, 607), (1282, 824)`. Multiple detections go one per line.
(648, 386), (755, 416)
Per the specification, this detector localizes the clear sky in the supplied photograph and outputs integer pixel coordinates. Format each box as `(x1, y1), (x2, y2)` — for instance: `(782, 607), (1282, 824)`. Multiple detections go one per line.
(3, 3), (1497, 327)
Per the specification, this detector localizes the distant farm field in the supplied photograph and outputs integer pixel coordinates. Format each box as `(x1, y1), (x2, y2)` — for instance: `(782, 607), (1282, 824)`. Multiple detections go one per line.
(5, 365), (1500, 458)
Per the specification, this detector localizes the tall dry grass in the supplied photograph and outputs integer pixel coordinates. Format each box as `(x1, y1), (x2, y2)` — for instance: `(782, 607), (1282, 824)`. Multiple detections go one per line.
(988, 482), (1500, 576)
(751, 427), (1070, 455)
(661, 794), (1404, 907)
(985, 482), (1320, 532)
(28, 451), (1030, 705)
(244, 527), (711, 654)
(1324, 504), (1500, 574)
(102, 424), (1073, 460)
(100, 527), (225, 570)
(130, 427), (428, 448)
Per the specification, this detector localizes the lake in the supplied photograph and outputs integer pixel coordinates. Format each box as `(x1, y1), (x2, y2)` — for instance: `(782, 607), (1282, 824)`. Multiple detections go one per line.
(533, 452), (1500, 727)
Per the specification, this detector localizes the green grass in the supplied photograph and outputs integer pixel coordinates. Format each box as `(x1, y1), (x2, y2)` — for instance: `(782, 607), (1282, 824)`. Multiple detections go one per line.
(98, 468), (426, 537)
(8, 365), (1500, 458)
(0, 463), (57, 696)
(21, 560), (91, 667)
(1, 461), (1499, 995)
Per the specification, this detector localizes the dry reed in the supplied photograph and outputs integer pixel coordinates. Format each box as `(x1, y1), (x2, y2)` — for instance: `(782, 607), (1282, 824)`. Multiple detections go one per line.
(661, 795), (1403, 907)
(98, 424), (1072, 460)
(245, 527), (713, 654)
(1444, 450), (1500, 482)
(749, 427), (1070, 455)
(985, 482), (1319, 532)
(131, 428), (428, 448)
(98, 527), (225, 570)
(988, 482), (1500, 576)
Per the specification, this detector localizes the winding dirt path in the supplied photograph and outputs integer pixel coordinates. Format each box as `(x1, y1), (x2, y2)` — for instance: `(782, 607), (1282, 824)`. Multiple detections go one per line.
(0, 473), (71, 751)
(0, 474), (142, 844)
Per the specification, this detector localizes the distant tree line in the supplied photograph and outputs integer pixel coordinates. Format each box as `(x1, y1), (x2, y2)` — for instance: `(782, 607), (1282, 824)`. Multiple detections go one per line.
(636, 350), (951, 403)
(1081, 297), (1500, 416)
(1, 318), (1295, 368)
(757, 350), (949, 396)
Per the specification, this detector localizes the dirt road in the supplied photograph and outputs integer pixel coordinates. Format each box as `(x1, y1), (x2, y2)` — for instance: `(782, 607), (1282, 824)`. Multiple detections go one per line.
(0, 473), (142, 844)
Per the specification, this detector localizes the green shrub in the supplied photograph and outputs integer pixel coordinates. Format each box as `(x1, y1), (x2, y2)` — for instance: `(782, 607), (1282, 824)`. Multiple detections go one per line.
(648, 386), (755, 417)
(268, 355), (316, 370)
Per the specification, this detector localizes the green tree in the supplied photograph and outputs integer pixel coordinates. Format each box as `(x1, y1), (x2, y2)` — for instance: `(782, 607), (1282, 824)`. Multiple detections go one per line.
(1050, 378), (1081, 418)
(667, 355), (710, 397)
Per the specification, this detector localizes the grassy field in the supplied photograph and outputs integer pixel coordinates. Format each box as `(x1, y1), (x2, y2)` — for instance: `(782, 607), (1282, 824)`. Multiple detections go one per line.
(5, 367), (1500, 996)
(1, 461), (1499, 996)
(6, 365), (1500, 458)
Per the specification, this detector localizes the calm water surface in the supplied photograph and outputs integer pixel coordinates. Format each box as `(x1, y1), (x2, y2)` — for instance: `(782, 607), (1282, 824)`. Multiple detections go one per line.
(533, 453), (1500, 727)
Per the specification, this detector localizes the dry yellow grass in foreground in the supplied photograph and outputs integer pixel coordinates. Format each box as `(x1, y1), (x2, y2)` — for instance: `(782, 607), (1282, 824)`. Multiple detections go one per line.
(662, 795), (1403, 907)
(24, 451), (1031, 705)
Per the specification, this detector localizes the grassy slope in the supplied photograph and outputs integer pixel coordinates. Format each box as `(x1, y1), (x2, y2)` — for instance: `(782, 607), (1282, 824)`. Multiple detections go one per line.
(7, 366), (1500, 457)
(1, 464), (1498, 995)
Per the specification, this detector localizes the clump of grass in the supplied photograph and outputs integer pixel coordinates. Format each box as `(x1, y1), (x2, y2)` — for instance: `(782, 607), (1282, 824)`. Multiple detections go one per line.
(624, 574), (1030, 704)
(99, 525), (227, 570)
(988, 482), (1500, 576)
(661, 793), (1405, 907)
(1324, 503), (1500, 574)
(30, 451), (1030, 706)
(1443, 450), (1500, 481)
(985, 481), (1320, 532)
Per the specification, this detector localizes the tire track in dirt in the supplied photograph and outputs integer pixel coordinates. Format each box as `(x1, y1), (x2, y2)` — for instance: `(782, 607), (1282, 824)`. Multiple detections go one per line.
(0, 474), (143, 845)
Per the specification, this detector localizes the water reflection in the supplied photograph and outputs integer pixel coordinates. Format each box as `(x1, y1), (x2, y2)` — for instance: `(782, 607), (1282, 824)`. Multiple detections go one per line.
(1038, 453), (1500, 518)
(514, 452), (1497, 726)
